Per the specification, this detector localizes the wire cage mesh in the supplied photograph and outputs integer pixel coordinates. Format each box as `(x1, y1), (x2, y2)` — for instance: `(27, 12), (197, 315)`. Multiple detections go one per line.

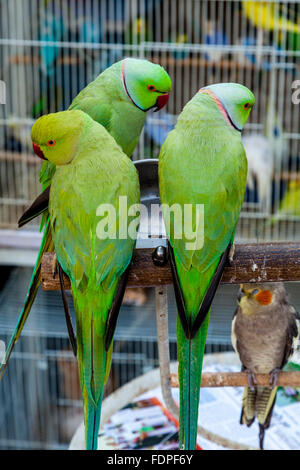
(0, 0), (299, 237)
(0, 0), (300, 450)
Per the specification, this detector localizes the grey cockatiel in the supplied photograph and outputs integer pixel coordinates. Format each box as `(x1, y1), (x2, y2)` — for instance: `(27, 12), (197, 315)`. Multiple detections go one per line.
(231, 283), (299, 450)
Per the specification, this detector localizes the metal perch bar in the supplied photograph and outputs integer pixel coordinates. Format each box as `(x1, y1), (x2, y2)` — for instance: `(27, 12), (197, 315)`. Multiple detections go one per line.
(155, 286), (180, 419)
(41, 242), (300, 290)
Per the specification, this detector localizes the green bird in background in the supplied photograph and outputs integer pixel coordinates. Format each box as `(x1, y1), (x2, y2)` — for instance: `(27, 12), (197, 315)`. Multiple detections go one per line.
(277, 180), (300, 217)
(31, 110), (140, 450)
(159, 83), (255, 449)
(0, 58), (171, 378)
(269, 180), (300, 226)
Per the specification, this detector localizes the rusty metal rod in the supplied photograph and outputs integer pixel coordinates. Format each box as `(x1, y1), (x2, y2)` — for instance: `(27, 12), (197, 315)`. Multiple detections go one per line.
(41, 242), (300, 290)
(170, 371), (300, 388)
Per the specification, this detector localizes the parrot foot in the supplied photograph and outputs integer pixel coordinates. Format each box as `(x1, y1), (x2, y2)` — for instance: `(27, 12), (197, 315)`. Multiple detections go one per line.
(269, 368), (280, 389)
(245, 369), (257, 391)
(228, 243), (235, 266)
(52, 253), (58, 279)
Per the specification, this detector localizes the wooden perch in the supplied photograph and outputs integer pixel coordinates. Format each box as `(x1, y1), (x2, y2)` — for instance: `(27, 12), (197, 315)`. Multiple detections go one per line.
(170, 371), (300, 388)
(41, 242), (300, 290)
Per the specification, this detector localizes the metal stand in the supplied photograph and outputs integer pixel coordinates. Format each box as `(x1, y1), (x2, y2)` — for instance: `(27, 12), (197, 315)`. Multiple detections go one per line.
(154, 286), (258, 451)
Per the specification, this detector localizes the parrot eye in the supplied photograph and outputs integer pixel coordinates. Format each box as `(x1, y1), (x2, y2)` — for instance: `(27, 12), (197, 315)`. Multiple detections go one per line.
(147, 85), (156, 92)
(252, 289), (260, 296)
(47, 140), (56, 147)
(243, 102), (250, 110)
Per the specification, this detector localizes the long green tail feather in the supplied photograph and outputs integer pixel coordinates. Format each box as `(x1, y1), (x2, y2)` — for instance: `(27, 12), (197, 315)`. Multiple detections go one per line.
(0, 219), (53, 379)
(83, 387), (103, 450)
(74, 289), (112, 450)
(82, 333), (106, 450)
(177, 313), (210, 450)
(175, 256), (217, 450)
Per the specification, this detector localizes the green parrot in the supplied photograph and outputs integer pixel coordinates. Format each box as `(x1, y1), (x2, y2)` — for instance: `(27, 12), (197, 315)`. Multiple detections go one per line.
(269, 180), (300, 225)
(0, 58), (171, 378)
(41, 57), (171, 190)
(159, 83), (255, 450)
(31, 109), (140, 450)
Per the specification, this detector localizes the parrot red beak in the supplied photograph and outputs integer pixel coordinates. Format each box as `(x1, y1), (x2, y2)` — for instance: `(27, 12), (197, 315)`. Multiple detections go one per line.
(154, 93), (170, 112)
(32, 143), (46, 160)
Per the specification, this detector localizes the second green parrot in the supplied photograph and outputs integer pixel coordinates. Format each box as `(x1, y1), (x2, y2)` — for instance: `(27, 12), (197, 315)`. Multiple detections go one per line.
(159, 83), (255, 449)
(31, 109), (140, 450)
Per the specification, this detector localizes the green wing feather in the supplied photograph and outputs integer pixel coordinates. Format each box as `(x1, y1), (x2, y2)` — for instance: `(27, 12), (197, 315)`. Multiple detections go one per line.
(159, 92), (247, 449)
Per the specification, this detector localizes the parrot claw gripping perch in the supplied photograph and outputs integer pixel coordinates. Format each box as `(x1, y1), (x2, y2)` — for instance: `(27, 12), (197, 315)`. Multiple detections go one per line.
(228, 243), (235, 267)
(269, 368), (280, 389)
(52, 252), (58, 279)
(168, 241), (232, 339)
(244, 367), (258, 392)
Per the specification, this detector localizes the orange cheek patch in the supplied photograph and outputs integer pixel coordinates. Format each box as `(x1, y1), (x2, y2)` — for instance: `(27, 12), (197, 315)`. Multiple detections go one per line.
(256, 290), (273, 305)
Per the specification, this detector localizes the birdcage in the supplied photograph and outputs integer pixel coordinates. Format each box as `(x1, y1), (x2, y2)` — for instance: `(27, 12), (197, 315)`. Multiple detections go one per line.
(0, 0), (300, 451)
(0, 0), (299, 244)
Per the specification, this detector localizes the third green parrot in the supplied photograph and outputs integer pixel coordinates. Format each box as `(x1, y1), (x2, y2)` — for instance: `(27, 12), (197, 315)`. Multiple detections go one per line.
(159, 83), (255, 449)
(0, 58), (171, 377)
(270, 180), (300, 225)
(31, 109), (140, 449)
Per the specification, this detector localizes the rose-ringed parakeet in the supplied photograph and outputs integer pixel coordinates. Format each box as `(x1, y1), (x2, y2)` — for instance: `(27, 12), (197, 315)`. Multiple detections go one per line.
(31, 109), (140, 450)
(159, 83), (255, 450)
(0, 58), (171, 378)
(232, 283), (299, 449)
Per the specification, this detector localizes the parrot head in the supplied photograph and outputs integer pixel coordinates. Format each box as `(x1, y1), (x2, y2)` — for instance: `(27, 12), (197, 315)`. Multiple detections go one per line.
(121, 58), (172, 112)
(200, 83), (255, 131)
(31, 110), (85, 165)
(237, 282), (286, 313)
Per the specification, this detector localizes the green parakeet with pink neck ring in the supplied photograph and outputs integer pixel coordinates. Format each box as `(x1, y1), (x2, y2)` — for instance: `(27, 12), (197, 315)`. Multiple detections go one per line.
(159, 82), (255, 450)
(31, 109), (140, 450)
(0, 58), (171, 379)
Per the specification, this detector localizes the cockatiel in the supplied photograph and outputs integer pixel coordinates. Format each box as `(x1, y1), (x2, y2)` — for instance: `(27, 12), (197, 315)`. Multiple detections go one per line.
(0, 58), (171, 378)
(232, 283), (299, 450)
(31, 110), (140, 450)
(159, 82), (255, 450)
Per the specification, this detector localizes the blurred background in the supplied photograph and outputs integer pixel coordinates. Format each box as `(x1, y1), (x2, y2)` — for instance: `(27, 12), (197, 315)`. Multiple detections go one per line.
(0, 0), (299, 449)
